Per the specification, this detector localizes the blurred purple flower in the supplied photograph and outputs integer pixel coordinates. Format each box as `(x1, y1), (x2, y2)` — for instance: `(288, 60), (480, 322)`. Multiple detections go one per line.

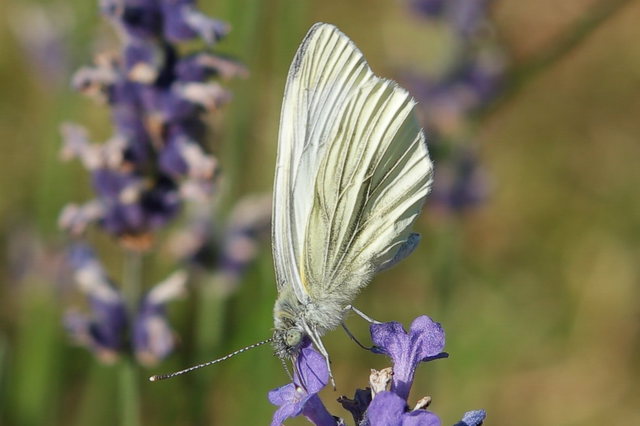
(161, 0), (230, 44)
(64, 245), (127, 363)
(9, 3), (73, 88)
(409, 0), (446, 17)
(430, 150), (488, 212)
(411, 0), (491, 38)
(6, 226), (71, 290)
(64, 244), (186, 365)
(167, 195), (271, 293)
(133, 270), (187, 366)
(401, 0), (505, 214)
(268, 340), (337, 426)
(371, 316), (448, 400)
(61, 0), (245, 248)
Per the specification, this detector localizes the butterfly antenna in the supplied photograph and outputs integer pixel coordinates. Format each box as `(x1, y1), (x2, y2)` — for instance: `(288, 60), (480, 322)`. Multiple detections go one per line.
(149, 338), (273, 382)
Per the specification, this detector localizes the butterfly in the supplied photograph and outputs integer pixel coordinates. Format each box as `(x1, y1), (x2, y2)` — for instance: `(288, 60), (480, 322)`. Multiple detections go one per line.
(149, 22), (432, 384)
(270, 22), (433, 380)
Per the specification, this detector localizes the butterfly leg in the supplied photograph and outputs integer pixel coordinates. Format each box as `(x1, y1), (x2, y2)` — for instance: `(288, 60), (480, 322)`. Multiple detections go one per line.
(341, 322), (373, 350)
(303, 322), (336, 390)
(344, 305), (382, 324)
(291, 355), (308, 392)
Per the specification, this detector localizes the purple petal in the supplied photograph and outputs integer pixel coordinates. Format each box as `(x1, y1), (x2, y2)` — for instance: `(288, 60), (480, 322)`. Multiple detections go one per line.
(268, 342), (331, 425)
(453, 409), (486, 426)
(66, 245), (128, 355)
(410, 0), (446, 17)
(268, 383), (298, 406)
(401, 410), (441, 426)
(295, 341), (329, 393)
(133, 271), (186, 365)
(366, 391), (406, 426)
(162, 3), (229, 44)
(371, 316), (446, 400)
(446, 0), (489, 38)
(159, 138), (189, 176)
(105, 1), (163, 39)
(301, 394), (338, 426)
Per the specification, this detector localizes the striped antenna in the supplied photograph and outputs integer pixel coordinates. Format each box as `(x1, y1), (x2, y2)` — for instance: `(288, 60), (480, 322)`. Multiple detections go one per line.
(149, 338), (273, 382)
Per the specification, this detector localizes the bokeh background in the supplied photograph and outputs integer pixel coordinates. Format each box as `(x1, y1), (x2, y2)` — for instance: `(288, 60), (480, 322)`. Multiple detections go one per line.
(1, 0), (639, 425)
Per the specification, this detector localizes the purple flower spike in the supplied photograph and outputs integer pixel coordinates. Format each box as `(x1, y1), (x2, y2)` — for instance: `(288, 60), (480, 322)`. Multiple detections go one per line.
(162, 1), (229, 44)
(133, 270), (187, 366)
(371, 316), (447, 400)
(268, 341), (336, 426)
(366, 391), (441, 426)
(453, 410), (486, 426)
(410, 0), (446, 17)
(64, 244), (127, 362)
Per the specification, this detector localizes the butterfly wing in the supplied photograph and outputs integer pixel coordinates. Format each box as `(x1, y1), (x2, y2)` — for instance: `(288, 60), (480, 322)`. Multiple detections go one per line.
(272, 23), (432, 308)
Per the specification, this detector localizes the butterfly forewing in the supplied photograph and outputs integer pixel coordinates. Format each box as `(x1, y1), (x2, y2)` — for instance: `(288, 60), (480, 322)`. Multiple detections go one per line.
(273, 23), (432, 311)
(272, 23), (374, 302)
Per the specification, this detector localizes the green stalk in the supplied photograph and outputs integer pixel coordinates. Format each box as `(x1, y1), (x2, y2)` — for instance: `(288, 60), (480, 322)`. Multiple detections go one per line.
(119, 251), (143, 426)
(118, 360), (141, 426)
(483, 0), (634, 118)
(187, 274), (228, 426)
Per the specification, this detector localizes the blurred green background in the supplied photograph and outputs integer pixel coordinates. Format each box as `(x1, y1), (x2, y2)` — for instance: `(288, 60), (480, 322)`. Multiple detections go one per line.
(1, 0), (639, 425)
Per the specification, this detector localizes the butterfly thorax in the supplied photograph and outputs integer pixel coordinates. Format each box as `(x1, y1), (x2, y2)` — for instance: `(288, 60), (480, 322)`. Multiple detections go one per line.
(272, 287), (306, 359)
(272, 286), (347, 360)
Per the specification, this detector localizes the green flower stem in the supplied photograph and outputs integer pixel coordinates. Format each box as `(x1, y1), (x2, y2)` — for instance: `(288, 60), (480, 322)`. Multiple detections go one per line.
(189, 275), (228, 426)
(119, 251), (143, 426)
(118, 359), (141, 426)
(483, 0), (634, 118)
(122, 251), (143, 313)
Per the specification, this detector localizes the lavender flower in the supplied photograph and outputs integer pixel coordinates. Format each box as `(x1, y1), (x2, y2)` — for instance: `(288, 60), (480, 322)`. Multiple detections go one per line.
(64, 245), (128, 363)
(268, 340), (337, 426)
(60, 0), (246, 249)
(366, 391), (440, 426)
(270, 316), (483, 426)
(410, 0), (489, 38)
(64, 244), (186, 365)
(60, 1), (246, 373)
(370, 316), (448, 401)
(133, 270), (187, 366)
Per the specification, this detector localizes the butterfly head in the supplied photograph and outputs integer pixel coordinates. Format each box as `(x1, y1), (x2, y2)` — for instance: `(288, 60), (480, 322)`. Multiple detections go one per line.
(272, 319), (305, 360)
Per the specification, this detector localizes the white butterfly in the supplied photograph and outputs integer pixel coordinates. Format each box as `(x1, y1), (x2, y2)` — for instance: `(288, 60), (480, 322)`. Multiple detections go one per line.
(271, 23), (433, 375)
(148, 22), (433, 385)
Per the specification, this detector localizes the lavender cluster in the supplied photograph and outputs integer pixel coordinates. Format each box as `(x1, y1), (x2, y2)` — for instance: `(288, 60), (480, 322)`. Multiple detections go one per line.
(59, 0), (248, 365)
(403, 0), (506, 212)
(269, 316), (486, 426)
(60, 0), (247, 250)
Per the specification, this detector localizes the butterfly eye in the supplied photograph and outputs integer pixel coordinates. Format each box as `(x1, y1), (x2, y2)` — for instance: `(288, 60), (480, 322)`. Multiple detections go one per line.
(285, 329), (302, 348)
